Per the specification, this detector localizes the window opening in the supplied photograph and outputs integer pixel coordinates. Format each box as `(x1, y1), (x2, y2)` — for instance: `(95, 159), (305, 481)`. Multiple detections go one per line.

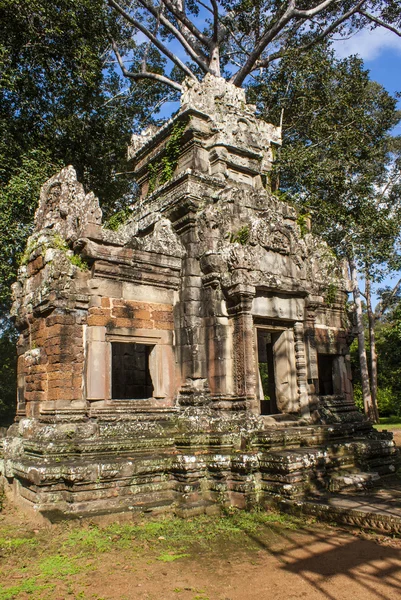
(317, 354), (334, 396)
(111, 342), (154, 399)
(257, 330), (278, 415)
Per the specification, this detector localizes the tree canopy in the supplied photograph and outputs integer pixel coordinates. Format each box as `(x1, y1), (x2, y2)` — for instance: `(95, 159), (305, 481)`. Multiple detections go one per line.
(108, 0), (401, 89)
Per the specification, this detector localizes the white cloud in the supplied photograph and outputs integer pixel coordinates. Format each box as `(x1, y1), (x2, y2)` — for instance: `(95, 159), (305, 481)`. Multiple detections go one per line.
(334, 27), (401, 61)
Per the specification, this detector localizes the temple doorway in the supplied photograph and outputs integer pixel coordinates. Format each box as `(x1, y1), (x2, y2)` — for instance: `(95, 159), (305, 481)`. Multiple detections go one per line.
(257, 329), (279, 415)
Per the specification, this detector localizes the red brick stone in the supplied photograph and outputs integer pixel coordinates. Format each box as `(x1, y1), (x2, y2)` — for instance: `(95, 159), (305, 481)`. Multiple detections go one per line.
(152, 310), (174, 323)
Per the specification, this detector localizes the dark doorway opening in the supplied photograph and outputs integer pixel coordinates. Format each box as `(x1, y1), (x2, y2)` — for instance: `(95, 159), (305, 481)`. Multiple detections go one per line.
(317, 354), (334, 396)
(257, 330), (278, 415)
(111, 342), (154, 399)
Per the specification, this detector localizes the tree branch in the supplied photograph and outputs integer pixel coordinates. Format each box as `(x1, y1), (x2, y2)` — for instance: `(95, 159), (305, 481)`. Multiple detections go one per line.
(159, 0), (211, 47)
(210, 0), (219, 43)
(230, 1), (297, 86)
(251, 1), (366, 75)
(375, 277), (401, 319)
(359, 9), (401, 37)
(108, 0), (197, 81)
(111, 39), (183, 91)
(134, 0), (212, 72)
(292, 0), (335, 18)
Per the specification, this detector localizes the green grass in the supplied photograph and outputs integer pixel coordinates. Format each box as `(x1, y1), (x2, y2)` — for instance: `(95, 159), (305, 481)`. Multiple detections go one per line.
(0, 509), (306, 600)
(374, 416), (401, 430)
(0, 577), (54, 600)
(379, 416), (401, 425)
(0, 536), (37, 550)
(157, 552), (190, 562)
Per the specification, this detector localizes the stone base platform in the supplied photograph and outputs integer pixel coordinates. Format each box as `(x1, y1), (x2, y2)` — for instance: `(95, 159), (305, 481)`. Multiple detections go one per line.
(272, 475), (401, 535)
(1, 415), (400, 527)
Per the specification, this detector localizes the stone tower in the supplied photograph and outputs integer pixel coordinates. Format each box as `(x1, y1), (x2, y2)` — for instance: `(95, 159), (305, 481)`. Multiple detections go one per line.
(1, 76), (397, 520)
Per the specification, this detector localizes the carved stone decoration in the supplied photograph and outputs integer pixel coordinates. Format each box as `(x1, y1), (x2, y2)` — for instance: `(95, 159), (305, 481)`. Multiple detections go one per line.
(128, 124), (160, 159)
(34, 166), (102, 242)
(141, 218), (186, 258)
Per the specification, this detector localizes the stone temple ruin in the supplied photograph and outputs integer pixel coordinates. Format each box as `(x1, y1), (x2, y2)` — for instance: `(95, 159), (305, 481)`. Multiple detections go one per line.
(1, 75), (398, 523)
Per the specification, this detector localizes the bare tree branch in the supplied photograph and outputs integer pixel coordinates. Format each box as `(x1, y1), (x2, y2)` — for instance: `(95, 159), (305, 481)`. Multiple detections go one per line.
(134, 0), (211, 71)
(359, 9), (401, 37)
(210, 0), (219, 43)
(159, 0), (211, 47)
(230, 1), (297, 86)
(283, 0), (368, 60)
(375, 277), (401, 318)
(232, 0), (369, 85)
(111, 39), (183, 91)
(108, 0), (197, 81)
(197, 0), (213, 15)
(292, 0), (336, 18)
(108, 0), (401, 89)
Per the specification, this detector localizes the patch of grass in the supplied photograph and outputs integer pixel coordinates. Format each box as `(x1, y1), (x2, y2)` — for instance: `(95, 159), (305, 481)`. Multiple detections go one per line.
(379, 416), (401, 425)
(65, 509), (302, 558)
(0, 577), (54, 600)
(0, 536), (37, 550)
(39, 554), (84, 578)
(65, 527), (112, 553)
(157, 552), (190, 562)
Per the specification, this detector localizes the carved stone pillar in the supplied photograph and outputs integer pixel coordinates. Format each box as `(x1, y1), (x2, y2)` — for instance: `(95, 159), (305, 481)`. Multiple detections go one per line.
(304, 297), (321, 395)
(227, 285), (256, 410)
(294, 321), (310, 418)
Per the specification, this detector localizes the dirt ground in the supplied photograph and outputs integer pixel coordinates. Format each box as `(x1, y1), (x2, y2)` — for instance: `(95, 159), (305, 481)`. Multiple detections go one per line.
(1, 497), (401, 600)
(390, 429), (401, 448)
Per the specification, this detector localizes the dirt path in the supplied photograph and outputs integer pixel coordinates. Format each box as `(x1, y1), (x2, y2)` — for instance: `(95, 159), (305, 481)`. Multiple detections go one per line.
(390, 429), (401, 449)
(1, 501), (401, 600)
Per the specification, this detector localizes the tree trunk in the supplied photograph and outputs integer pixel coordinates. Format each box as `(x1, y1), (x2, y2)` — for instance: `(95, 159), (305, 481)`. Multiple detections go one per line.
(349, 257), (378, 422)
(365, 271), (379, 422)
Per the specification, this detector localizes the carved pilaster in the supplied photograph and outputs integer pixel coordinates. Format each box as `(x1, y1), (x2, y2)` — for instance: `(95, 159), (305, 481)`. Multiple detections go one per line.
(227, 286), (256, 406)
(294, 321), (310, 418)
(305, 296), (322, 394)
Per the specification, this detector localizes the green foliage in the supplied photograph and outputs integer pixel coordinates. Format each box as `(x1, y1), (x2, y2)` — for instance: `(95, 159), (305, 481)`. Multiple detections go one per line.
(259, 362), (270, 401)
(147, 120), (187, 194)
(39, 555), (83, 578)
(0, 578), (53, 600)
(160, 121), (187, 184)
(229, 225), (250, 245)
(380, 416), (401, 424)
(325, 283), (338, 306)
(296, 212), (310, 237)
(52, 235), (88, 271)
(148, 163), (159, 194)
(103, 207), (133, 231)
(375, 304), (401, 416)
(0, 324), (17, 426)
(248, 43), (401, 263)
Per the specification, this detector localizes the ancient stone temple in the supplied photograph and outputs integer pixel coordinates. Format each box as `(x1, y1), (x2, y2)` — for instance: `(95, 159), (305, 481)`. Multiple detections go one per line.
(1, 76), (398, 521)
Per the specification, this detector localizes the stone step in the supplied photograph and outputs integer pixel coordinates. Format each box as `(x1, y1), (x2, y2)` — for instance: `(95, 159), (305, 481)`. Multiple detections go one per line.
(272, 477), (401, 536)
(329, 471), (380, 493)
